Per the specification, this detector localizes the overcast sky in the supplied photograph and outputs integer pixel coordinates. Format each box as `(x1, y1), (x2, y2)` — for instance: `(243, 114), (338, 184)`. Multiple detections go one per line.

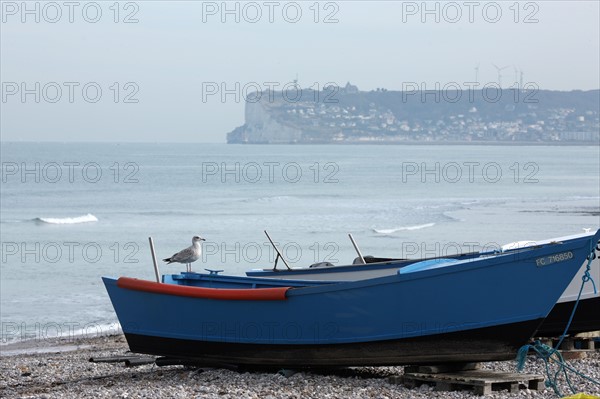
(1, 1), (599, 142)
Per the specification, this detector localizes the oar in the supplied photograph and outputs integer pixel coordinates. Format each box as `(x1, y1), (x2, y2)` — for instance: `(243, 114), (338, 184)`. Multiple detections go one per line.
(264, 230), (292, 271)
(348, 233), (366, 264)
(149, 237), (161, 283)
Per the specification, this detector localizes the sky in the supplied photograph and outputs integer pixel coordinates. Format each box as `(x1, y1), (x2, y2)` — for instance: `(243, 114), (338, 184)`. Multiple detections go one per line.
(1, 0), (599, 143)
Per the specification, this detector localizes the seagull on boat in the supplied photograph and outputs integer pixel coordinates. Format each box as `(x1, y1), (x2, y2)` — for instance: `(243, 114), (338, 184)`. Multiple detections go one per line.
(163, 236), (205, 272)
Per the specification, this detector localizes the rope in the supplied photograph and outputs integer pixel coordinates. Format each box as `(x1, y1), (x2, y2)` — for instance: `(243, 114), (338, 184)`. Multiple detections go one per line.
(515, 239), (600, 397)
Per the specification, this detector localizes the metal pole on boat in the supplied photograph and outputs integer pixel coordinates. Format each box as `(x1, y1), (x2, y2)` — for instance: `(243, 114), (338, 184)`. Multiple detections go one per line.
(348, 234), (366, 264)
(264, 230), (292, 270)
(148, 237), (161, 283)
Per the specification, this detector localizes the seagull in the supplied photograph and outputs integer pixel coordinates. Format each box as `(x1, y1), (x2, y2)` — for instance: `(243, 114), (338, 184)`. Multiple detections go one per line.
(163, 236), (205, 272)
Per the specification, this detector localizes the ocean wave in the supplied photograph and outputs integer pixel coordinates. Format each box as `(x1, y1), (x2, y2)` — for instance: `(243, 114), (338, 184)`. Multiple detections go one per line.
(565, 195), (600, 200)
(34, 213), (98, 225)
(0, 219), (25, 224)
(247, 195), (296, 203)
(134, 211), (198, 217)
(372, 223), (435, 234)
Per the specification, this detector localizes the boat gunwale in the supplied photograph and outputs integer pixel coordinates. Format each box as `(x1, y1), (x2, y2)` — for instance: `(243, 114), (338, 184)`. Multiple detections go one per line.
(116, 277), (291, 301)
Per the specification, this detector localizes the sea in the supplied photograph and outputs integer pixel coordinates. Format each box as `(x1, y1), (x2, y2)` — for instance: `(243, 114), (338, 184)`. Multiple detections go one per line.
(1, 142), (599, 345)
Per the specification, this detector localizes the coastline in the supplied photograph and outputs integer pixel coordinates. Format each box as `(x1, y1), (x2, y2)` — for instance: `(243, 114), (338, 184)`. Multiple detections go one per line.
(1, 334), (598, 398)
(228, 141), (600, 146)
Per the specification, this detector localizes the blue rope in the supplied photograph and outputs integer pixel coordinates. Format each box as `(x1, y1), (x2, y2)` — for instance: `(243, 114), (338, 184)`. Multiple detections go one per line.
(515, 240), (600, 396)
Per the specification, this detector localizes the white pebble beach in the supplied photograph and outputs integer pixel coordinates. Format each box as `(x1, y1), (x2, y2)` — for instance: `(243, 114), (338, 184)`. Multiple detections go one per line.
(1, 334), (598, 399)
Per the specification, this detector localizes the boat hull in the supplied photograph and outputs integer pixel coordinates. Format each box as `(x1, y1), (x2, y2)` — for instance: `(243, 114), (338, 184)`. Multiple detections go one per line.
(123, 318), (545, 367)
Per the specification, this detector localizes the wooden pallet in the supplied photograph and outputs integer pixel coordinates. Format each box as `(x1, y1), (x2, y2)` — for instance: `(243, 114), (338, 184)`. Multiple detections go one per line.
(536, 337), (597, 360)
(398, 370), (545, 395)
(538, 337), (597, 351)
(559, 338), (597, 351)
(404, 363), (481, 374)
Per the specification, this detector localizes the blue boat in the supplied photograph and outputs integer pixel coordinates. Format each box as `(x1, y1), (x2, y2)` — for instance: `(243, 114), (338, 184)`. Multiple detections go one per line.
(247, 230), (600, 337)
(103, 229), (599, 367)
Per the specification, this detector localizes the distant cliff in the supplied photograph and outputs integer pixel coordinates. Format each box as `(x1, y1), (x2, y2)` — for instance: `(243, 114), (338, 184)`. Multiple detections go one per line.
(227, 85), (600, 144)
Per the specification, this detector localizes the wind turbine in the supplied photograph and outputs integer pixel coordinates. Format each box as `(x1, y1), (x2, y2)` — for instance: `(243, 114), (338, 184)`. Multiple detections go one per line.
(492, 63), (509, 87)
(519, 69), (524, 91)
(474, 63), (480, 85)
(512, 66), (525, 90)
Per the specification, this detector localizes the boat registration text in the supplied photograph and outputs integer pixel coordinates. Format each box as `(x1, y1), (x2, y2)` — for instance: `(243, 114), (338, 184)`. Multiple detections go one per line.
(535, 251), (573, 267)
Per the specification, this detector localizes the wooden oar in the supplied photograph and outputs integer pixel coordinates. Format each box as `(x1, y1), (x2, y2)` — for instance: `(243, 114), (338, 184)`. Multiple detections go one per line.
(348, 233), (366, 264)
(264, 230), (292, 270)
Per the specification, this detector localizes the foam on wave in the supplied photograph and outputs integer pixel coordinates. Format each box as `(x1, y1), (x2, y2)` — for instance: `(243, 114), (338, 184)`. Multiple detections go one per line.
(35, 213), (98, 225)
(372, 222), (435, 234)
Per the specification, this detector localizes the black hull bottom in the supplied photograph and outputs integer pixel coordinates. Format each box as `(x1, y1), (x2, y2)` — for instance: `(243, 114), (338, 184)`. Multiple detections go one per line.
(124, 318), (544, 367)
(536, 296), (600, 337)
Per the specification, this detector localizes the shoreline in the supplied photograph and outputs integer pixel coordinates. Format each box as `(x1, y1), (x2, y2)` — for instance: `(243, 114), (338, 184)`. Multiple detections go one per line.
(1, 334), (598, 398)
(0, 333), (123, 358)
(227, 140), (600, 146)
(2, 140), (599, 146)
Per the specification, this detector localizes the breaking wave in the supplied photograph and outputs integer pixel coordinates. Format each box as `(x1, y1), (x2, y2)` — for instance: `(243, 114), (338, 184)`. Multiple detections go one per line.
(372, 223), (435, 234)
(34, 213), (98, 225)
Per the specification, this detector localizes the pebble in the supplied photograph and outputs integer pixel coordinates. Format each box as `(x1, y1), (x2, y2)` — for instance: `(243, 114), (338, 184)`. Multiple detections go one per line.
(0, 335), (598, 398)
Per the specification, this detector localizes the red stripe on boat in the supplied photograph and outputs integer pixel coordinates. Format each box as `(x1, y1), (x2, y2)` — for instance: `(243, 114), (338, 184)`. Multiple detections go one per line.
(116, 277), (290, 301)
